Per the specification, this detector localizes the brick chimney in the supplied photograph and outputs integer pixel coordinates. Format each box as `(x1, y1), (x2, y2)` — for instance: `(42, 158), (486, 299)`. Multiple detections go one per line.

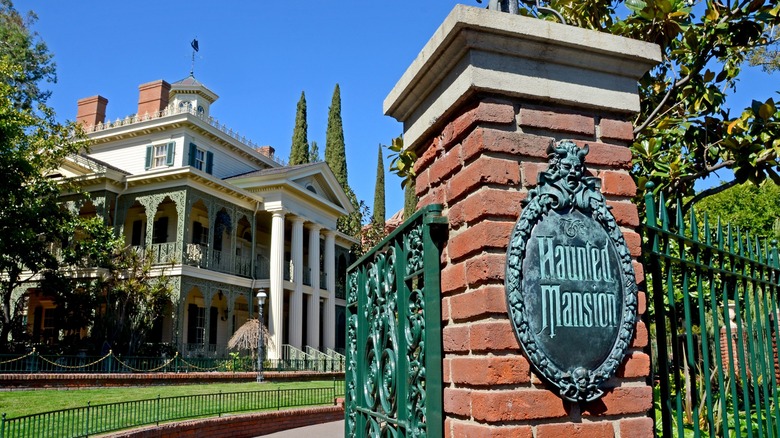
(137, 80), (171, 116)
(256, 146), (275, 158)
(76, 95), (108, 128)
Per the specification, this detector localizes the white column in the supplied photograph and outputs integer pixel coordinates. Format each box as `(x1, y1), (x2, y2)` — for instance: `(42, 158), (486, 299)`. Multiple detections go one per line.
(323, 230), (337, 350)
(268, 210), (285, 360)
(307, 224), (322, 350)
(289, 216), (305, 350)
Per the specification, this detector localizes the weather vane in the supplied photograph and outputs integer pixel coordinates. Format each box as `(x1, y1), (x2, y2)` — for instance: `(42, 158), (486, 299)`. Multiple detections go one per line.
(477, 0), (566, 24)
(190, 38), (199, 77)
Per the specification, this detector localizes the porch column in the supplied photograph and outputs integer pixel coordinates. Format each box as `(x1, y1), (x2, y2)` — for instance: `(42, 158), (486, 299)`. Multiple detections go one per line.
(323, 230), (336, 350)
(268, 210), (286, 360)
(289, 216), (305, 350)
(307, 224), (322, 349)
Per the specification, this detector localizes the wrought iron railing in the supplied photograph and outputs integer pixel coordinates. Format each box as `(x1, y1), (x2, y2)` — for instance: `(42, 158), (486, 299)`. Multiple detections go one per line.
(0, 349), (344, 374)
(643, 185), (780, 437)
(345, 204), (446, 437)
(255, 257), (270, 279)
(84, 104), (285, 166)
(0, 383), (344, 438)
(303, 267), (312, 286)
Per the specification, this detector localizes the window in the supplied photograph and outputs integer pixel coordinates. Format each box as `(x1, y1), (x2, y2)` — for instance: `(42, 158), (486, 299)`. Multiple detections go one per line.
(179, 101), (192, 112)
(131, 220), (144, 246)
(153, 144), (167, 168)
(188, 143), (214, 174)
(192, 221), (209, 245)
(145, 142), (175, 170)
(187, 304), (206, 344)
(152, 217), (168, 244)
(193, 148), (205, 171)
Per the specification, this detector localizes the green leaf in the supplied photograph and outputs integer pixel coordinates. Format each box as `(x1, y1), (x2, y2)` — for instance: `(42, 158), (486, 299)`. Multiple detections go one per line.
(626, 0), (647, 13)
(759, 102), (774, 120)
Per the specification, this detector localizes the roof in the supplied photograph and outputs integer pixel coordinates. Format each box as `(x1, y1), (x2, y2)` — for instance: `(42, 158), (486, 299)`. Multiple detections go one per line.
(172, 74), (204, 87)
(72, 154), (131, 175)
(223, 162), (322, 180)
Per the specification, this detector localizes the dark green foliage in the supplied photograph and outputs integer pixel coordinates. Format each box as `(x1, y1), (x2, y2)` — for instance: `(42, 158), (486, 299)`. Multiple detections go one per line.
(309, 140), (321, 162)
(289, 91), (309, 166)
(695, 182), (780, 240)
(0, 0), (89, 350)
(0, 0), (55, 110)
(404, 178), (417, 220)
(373, 144), (385, 225)
(325, 84), (348, 189)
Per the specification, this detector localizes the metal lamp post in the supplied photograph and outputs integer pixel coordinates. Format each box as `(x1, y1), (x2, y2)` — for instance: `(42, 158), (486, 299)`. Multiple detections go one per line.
(256, 289), (267, 383)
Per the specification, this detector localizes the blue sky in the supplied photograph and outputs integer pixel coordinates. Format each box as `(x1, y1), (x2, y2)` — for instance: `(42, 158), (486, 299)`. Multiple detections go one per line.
(13, 1), (779, 216)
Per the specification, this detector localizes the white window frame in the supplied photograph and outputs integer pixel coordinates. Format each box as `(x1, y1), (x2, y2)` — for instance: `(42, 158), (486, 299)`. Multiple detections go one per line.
(153, 144), (168, 168)
(193, 148), (205, 171)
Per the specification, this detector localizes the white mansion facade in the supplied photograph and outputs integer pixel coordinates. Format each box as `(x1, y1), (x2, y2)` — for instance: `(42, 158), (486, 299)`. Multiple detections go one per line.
(23, 76), (355, 359)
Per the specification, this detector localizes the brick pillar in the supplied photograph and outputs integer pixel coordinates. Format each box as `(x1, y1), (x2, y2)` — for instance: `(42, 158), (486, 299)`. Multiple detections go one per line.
(137, 79), (171, 116)
(76, 95), (108, 128)
(385, 6), (661, 437)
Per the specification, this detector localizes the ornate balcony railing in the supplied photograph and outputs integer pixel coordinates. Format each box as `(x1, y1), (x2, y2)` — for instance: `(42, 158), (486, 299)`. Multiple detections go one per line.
(84, 104), (285, 166)
(234, 255), (251, 277)
(255, 257), (270, 279)
(129, 243), (180, 266)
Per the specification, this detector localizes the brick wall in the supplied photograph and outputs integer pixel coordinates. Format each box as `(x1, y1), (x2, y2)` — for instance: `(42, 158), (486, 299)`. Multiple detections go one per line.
(104, 404), (344, 438)
(413, 96), (653, 437)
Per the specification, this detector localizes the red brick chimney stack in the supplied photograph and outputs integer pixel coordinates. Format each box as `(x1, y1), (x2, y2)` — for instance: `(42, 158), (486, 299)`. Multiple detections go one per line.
(137, 80), (171, 116)
(256, 146), (275, 158)
(76, 95), (108, 128)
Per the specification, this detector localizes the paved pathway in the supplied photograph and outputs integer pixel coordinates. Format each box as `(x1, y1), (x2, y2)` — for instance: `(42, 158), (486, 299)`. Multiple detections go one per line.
(260, 420), (344, 437)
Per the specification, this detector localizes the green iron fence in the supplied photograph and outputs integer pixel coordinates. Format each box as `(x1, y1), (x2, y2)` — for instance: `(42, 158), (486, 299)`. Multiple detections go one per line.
(345, 204), (447, 437)
(0, 383), (345, 438)
(0, 350), (344, 374)
(643, 185), (780, 437)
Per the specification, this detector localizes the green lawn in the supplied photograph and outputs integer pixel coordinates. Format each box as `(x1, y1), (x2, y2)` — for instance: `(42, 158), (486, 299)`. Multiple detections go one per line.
(0, 380), (343, 418)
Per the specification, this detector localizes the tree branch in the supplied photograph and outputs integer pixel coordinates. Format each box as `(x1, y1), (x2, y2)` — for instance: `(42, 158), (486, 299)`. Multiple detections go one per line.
(682, 178), (741, 213)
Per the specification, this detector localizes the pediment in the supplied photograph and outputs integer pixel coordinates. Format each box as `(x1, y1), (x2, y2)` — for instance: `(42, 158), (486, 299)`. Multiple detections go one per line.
(224, 161), (353, 214)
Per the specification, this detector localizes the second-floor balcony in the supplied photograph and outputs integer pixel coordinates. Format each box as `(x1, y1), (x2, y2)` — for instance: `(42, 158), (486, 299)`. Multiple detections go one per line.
(129, 244), (329, 289)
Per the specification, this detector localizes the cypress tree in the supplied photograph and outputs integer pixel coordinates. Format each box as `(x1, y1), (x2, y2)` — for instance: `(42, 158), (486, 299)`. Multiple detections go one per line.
(289, 91), (309, 165)
(309, 141), (321, 162)
(325, 84), (348, 189)
(404, 179), (417, 220)
(373, 144), (385, 226)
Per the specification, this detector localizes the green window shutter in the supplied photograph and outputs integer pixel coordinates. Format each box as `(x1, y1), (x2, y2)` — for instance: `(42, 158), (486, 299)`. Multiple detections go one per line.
(166, 142), (175, 166)
(188, 143), (197, 167)
(206, 151), (214, 174)
(145, 145), (153, 170)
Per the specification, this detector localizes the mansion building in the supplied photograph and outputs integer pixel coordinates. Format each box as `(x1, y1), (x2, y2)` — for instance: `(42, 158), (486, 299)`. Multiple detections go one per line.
(19, 76), (356, 360)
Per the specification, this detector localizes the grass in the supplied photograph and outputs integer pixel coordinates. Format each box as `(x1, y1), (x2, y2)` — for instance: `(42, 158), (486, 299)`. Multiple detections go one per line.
(0, 379), (343, 418)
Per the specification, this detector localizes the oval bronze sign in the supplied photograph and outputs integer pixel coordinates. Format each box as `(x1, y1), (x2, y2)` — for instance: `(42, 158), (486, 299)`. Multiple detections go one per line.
(505, 140), (637, 402)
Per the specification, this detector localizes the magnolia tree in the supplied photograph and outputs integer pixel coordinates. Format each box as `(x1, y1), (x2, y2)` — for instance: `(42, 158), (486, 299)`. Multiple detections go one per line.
(491, 0), (779, 212)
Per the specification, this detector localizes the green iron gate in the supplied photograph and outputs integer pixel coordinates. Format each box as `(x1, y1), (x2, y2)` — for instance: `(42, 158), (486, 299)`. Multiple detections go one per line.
(643, 184), (780, 437)
(345, 204), (446, 437)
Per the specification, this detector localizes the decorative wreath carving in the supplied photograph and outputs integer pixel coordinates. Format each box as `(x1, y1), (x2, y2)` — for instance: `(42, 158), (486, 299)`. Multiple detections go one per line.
(505, 140), (637, 402)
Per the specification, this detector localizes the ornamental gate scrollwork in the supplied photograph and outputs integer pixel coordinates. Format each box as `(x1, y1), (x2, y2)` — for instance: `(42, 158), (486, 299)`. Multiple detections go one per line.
(345, 204), (446, 438)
